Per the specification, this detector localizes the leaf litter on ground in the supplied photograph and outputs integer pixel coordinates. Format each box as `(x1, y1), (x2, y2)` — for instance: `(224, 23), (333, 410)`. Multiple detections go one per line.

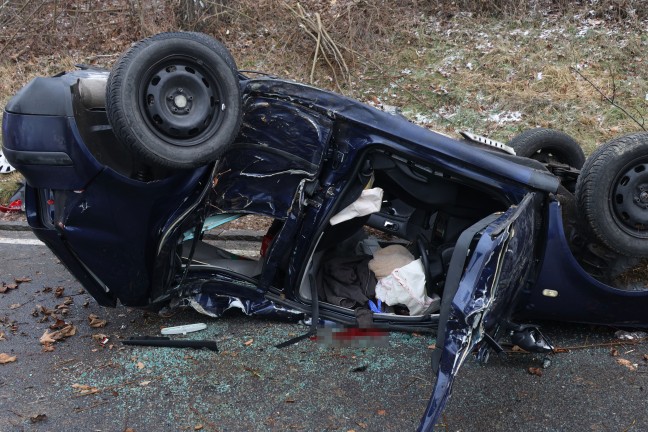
(88, 314), (107, 328)
(0, 353), (17, 364)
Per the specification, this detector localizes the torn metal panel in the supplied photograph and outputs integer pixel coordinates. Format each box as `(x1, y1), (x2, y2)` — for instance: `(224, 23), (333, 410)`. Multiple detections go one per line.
(420, 194), (539, 431)
(189, 293), (303, 320)
(210, 97), (332, 219)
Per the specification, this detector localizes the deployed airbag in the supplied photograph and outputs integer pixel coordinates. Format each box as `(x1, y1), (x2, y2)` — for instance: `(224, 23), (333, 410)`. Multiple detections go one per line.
(375, 258), (432, 315)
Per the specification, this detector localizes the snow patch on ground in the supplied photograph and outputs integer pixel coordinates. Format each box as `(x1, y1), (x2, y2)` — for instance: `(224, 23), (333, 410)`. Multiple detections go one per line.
(488, 111), (523, 124)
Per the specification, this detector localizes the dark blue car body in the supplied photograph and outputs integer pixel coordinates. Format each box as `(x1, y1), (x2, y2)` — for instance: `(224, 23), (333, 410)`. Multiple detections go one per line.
(4, 68), (648, 430)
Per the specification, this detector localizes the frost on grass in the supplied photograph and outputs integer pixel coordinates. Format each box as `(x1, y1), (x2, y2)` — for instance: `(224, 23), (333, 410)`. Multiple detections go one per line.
(488, 111), (523, 125)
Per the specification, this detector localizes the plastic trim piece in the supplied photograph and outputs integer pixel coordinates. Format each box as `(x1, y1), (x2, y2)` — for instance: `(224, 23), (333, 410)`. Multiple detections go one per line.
(2, 147), (73, 166)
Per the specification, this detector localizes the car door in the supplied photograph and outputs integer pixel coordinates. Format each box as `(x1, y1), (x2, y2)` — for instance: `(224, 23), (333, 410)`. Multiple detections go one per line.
(200, 93), (334, 290)
(418, 192), (541, 431)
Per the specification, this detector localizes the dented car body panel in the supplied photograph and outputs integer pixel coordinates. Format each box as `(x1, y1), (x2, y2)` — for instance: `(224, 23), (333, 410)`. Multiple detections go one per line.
(4, 68), (648, 432)
(421, 193), (540, 429)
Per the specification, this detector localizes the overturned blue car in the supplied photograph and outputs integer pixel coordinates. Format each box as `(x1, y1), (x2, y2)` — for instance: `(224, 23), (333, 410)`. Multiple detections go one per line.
(3, 32), (648, 430)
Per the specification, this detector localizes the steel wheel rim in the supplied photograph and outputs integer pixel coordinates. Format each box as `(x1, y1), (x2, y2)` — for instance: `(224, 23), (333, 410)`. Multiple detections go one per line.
(611, 159), (648, 239)
(139, 55), (224, 147)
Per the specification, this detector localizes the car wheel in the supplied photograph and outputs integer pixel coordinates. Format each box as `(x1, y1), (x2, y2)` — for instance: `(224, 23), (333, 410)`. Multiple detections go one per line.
(576, 132), (648, 256)
(507, 128), (585, 168)
(106, 32), (242, 169)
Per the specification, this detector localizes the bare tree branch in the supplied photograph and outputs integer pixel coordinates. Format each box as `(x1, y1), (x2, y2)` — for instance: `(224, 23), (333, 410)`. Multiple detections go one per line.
(570, 66), (645, 131)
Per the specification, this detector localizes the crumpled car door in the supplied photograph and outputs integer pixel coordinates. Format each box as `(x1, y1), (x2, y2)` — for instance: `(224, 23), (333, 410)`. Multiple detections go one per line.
(418, 192), (541, 431)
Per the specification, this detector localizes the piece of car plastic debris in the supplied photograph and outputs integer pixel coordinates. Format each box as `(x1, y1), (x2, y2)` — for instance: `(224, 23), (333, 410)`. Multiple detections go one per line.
(542, 357), (552, 369)
(614, 330), (648, 340)
(1, 183), (25, 213)
(160, 323), (207, 335)
(0, 199), (22, 213)
(459, 131), (516, 155)
(182, 213), (242, 241)
(356, 236), (381, 256)
(123, 336), (218, 352)
(510, 324), (554, 353)
(368, 298), (382, 313)
(329, 187), (383, 225)
(0, 150), (15, 174)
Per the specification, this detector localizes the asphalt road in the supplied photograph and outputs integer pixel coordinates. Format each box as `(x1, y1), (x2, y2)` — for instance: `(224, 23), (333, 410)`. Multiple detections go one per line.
(0, 227), (647, 432)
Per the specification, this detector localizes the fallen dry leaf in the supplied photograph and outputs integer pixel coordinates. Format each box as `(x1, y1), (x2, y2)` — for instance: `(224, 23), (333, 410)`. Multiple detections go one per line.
(9, 303), (20, 309)
(40, 325), (76, 346)
(1, 282), (18, 293)
(124, 428), (135, 432)
(139, 380), (151, 386)
(40, 330), (57, 345)
(49, 319), (67, 330)
(36, 305), (53, 316)
(617, 358), (638, 371)
(88, 314), (107, 328)
(42, 344), (55, 352)
(54, 286), (65, 298)
(610, 348), (619, 357)
(0, 331), (5, 341)
(644, 354), (648, 362)
(15, 277), (32, 283)
(42, 286), (53, 293)
(29, 413), (47, 423)
(528, 367), (543, 377)
(71, 383), (100, 395)
(427, 344), (436, 349)
(0, 353), (17, 364)
(194, 424), (203, 431)
(376, 409), (386, 416)
(58, 324), (76, 338)
(136, 361), (145, 370)
(244, 339), (254, 346)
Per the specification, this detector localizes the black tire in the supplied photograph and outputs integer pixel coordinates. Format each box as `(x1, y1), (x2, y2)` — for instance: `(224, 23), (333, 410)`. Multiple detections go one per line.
(507, 128), (585, 168)
(106, 32), (241, 169)
(576, 132), (648, 256)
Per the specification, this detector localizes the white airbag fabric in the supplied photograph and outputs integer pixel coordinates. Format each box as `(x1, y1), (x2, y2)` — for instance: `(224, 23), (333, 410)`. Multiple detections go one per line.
(375, 258), (432, 315)
(329, 187), (383, 225)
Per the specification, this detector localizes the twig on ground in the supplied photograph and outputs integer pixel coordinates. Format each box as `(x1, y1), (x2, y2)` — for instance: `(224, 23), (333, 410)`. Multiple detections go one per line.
(570, 66), (646, 131)
(73, 400), (109, 413)
(286, 2), (351, 93)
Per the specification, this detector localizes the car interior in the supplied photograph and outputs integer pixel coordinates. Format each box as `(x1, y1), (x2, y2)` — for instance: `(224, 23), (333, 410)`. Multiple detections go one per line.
(178, 148), (511, 319)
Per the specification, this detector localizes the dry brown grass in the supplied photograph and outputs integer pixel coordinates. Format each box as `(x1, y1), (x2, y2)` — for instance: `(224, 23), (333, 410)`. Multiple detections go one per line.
(0, 0), (645, 152)
(0, 171), (22, 205)
(0, 0), (646, 282)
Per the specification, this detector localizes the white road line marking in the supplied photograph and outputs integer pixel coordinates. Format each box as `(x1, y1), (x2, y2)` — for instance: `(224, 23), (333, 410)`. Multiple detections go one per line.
(0, 237), (44, 246)
(227, 249), (260, 258)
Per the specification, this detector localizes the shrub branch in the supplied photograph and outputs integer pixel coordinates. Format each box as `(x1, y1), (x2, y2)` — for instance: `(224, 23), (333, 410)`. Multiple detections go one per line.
(570, 66), (645, 131)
